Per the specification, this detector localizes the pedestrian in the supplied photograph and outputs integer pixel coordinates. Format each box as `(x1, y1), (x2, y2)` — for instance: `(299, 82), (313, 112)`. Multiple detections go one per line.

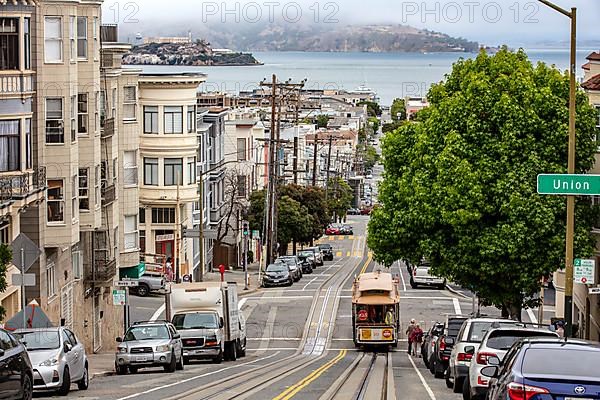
(556, 321), (565, 338)
(406, 318), (416, 354)
(410, 323), (424, 356)
(385, 307), (395, 325)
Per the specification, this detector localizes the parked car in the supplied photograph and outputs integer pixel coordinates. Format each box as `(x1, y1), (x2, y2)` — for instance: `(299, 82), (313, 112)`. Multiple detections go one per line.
(325, 225), (341, 235)
(360, 208), (371, 215)
(430, 315), (468, 379)
(447, 318), (520, 393)
(275, 256), (302, 281)
(0, 328), (33, 400)
(305, 247), (324, 266)
(347, 208), (360, 215)
(14, 327), (88, 395)
(317, 243), (334, 261)
(422, 322), (445, 369)
(115, 320), (184, 374)
(410, 265), (446, 289)
(465, 327), (558, 400)
(131, 274), (165, 297)
(262, 263), (294, 287)
(339, 225), (354, 235)
(484, 338), (600, 400)
(296, 251), (315, 273)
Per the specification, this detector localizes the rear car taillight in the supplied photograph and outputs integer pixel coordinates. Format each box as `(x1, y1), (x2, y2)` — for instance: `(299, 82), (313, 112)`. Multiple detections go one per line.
(476, 352), (497, 365)
(507, 382), (549, 400)
(457, 352), (473, 362)
(439, 338), (446, 351)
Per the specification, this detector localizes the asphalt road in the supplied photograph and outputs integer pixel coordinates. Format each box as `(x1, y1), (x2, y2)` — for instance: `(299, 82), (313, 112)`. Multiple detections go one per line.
(35, 215), (541, 400)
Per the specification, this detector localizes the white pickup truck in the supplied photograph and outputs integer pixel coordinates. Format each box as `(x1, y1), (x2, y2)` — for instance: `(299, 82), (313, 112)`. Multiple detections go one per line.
(410, 265), (446, 290)
(169, 282), (246, 364)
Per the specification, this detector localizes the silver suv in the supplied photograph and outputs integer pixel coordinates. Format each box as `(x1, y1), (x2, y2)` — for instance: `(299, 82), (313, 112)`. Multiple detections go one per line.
(275, 256), (302, 281)
(115, 321), (184, 374)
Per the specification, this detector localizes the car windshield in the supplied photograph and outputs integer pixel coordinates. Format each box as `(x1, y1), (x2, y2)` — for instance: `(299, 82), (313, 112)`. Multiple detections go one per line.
(447, 320), (466, 337)
(298, 251), (312, 257)
(468, 321), (517, 343)
(319, 245), (331, 250)
(277, 258), (295, 266)
(266, 264), (287, 272)
(124, 325), (170, 341)
(172, 313), (218, 330)
(486, 331), (557, 350)
(14, 331), (60, 350)
(522, 348), (600, 377)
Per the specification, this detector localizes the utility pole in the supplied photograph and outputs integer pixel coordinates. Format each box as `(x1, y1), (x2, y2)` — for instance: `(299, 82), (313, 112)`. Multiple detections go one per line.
(293, 137), (299, 185)
(325, 135), (334, 200)
(312, 132), (319, 186)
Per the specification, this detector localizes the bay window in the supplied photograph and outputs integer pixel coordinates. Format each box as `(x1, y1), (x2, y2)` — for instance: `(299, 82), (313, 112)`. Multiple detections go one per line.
(164, 158), (183, 186)
(123, 86), (136, 120)
(164, 106), (183, 134)
(0, 18), (19, 70)
(0, 120), (20, 172)
(123, 151), (138, 185)
(144, 157), (158, 186)
(77, 16), (87, 59)
(124, 215), (138, 250)
(144, 106), (158, 133)
(46, 98), (64, 144)
(44, 16), (62, 63)
(78, 168), (89, 210)
(47, 179), (64, 223)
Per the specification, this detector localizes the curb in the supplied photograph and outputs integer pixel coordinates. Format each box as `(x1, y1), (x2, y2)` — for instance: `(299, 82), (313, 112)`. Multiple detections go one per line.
(445, 284), (471, 300)
(91, 370), (115, 380)
(239, 287), (261, 297)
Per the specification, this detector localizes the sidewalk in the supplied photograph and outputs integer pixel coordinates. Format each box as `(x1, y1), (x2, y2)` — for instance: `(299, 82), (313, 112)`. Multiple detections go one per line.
(88, 352), (117, 380)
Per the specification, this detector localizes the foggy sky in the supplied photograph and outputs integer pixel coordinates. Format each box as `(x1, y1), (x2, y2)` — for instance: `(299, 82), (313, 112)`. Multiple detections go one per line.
(102, 0), (599, 47)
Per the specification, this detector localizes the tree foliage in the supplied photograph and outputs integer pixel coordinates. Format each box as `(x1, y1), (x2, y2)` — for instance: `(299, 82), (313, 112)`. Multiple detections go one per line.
(364, 145), (380, 171)
(390, 98), (407, 121)
(0, 244), (12, 321)
(368, 48), (599, 318)
(368, 117), (380, 133)
(358, 101), (382, 117)
(327, 177), (354, 221)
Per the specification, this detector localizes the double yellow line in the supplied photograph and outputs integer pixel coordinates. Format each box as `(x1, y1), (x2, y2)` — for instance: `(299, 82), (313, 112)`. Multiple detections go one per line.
(272, 350), (347, 400)
(360, 253), (373, 275)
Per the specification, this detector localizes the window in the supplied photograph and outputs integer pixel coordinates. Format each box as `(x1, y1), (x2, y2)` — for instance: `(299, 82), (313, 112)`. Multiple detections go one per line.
(123, 151), (138, 185)
(0, 120), (20, 172)
(78, 168), (89, 210)
(237, 138), (247, 161)
(143, 157), (158, 186)
(95, 165), (100, 207)
(23, 18), (31, 69)
(72, 245), (82, 279)
(70, 96), (76, 142)
(44, 17), (62, 63)
(237, 175), (247, 197)
(77, 93), (88, 135)
(164, 158), (183, 186)
(100, 160), (108, 190)
(124, 215), (138, 250)
(123, 86), (136, 120)
(187, 106), (196, 133)
(164, 106), (183, 134)
(46, 98), (64, 144)
(0, 330), (15, 351)
(95, 91), (100, 134)
(187, 157), (196, 184)
(114, 227), (118, 258)
(595, 105), (600, 128)
(47, 179), (64, 223)
(71, 175), (78, 221)
(139, 208), (145, 224)
(0, 18), (18, 70)
(99, 90), (106, 127)
(93, 17), (98, 60)
(69, 16), (75, 61)
(25, 118), (31, 169)
(0, 220), (9, 244)
(77, 17), (87, 59)
(46, 263), (57, 298)
(113, 158), (118, 186)
(139, 230), (146, 253)
(111, 88), (117, 119)
(144, 106), (158, 134)
(152, 208), (175, 224)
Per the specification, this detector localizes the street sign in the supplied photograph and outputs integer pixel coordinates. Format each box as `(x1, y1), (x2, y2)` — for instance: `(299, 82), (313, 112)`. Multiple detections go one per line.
(116, 280), (139, 287)
(112, 289), (126, 306)
(156, 234), (174, 242)
(252, 230), (260, 238)
(11, 273), (36, 287)
(574, 258), (596, 284)
(537, 174), (600, 196)
(181, 228), (201, 238)
(10, 233), (41, 273)
(589, 287), (600, 295)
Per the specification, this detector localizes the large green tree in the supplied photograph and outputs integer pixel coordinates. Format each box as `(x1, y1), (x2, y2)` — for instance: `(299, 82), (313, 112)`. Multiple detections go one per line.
(0, 244), (12, 321)
(368, 48), (599, 318)
(327, 177), (354, 222)
(390, 98), (407, 121)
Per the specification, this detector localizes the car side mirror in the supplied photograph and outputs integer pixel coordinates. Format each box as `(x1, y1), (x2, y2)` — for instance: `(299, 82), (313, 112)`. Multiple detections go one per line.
(63, 342), (72, 353)
(465, 345), (475, 355)
(219, 317), (224, 329)
(487, 355), (501, 366)
(116, 337), (123, 343)
(480, 366), (499, 378)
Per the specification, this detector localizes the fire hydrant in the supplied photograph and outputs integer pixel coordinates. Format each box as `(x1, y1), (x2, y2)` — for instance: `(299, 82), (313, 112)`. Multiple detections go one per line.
(219, 264), (226, 282)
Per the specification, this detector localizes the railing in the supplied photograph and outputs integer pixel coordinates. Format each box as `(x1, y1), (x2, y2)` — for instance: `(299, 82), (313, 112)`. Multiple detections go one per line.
(0, 167), (46, 203)
(83, 230), (117, 284)
(101, 184), (116, 206)
(101, 117), (115, 138)
(0, 72), (35, 96)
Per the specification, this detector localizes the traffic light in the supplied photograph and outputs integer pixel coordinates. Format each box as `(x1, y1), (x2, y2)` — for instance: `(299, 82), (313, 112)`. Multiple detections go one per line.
(242, 221), (249, 236)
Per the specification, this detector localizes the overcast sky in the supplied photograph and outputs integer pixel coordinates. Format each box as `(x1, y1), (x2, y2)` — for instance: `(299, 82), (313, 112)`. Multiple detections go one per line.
(102, 0), (599, 47)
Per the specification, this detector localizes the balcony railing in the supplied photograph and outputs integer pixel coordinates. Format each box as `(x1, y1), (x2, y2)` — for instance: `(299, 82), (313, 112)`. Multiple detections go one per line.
(0, 72), (34, 96)
(101, 184), (116, 206)
(0, 167), (46, 204)
(101, 117), (115, 138)
(83, 230), (117, 285)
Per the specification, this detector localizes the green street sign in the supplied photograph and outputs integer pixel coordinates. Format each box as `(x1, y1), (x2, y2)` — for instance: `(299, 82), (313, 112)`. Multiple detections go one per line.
(537, 174), (600, 195)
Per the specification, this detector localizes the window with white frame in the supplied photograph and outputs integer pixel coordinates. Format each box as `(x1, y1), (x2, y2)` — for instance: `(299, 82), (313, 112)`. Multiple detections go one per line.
(95, 165), (100, 207)
(71, 175), (78, 221)
(164, 158), (183, 186)
(94, 91), (99, 133)
(77, 17), (87, 59)
(71, 244), (82, 279)
(237, 138), (247, 161)
(69, 16), (75, 61)
(123, 86), (136, 120)
(46, 98), (64, 144)
(111, 88), (117, 119)
(152, 208), (175, 224)
(124, 215), (138, 250)
(0, 18), (19, 70)
(187, 106), (196, 133)
(123, 151), (138, 185)
(144, 106), (158, 133)
(187, 157), (196, 184)
(0, 220), (8, 244)
(99, 90), (106, 127)
(46, 263), (57, 298)
(93, 17), (99, 60)
(25, 119), (31, 169)
(237, 175), (247, 197)
(78, 93), (88, 135)
(44, 16), (62, 63)
(164, 106), (183, 134)
(0, 120), (20, 172)
(78, 168), (89, 210)
(47, 179), (64, 223)
(144, 157), (158, 186)
(23, 18), (30, 69)
(70, 96), (76, 142)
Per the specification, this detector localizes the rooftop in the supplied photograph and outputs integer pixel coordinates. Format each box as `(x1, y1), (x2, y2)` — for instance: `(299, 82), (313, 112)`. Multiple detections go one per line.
(582, 74), (600, 91)
(586, 52), (600, 61)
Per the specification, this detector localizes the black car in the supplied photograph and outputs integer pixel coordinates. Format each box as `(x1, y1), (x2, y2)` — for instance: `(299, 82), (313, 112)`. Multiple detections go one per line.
(0, 328), (33, 400)
(262, 263), (294, 287)
(339, 225), (354, 235)
(430, 316), (467, 380)
(317, 244), (334, 261)
(296, 253), (315, 274)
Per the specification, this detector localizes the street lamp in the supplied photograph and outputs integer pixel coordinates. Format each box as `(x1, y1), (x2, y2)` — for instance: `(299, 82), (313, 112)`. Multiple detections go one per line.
(537, 0), (577, 337)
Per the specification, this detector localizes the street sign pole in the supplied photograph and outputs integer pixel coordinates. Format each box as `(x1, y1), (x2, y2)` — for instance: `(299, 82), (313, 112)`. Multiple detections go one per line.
(21, 248), (25, 329)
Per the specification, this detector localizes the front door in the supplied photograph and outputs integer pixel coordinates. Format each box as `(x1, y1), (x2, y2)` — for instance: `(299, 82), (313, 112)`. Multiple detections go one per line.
(156, 240), (174, 258)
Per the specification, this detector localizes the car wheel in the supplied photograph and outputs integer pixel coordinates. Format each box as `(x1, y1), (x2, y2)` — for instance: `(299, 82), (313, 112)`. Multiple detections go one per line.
(164, 351), (177, 373)
(462, 377), (471, 400)
(77, 363), (89, 390)
(21, 373), (33, 400)
(136, 283), (150, 297)
(287, 278), (293, 287)
(57, 367), (70, 396)
(445, 369), (453, 388)
(410, 281), (418, 289)
(128, 366), (138, 374)
(213, 349), (223, 364)
(434, 362), (445, 379)
(116, 364), (128, 375)
(176, 351), (184, 370)
(237, 338), (247, 357)
(454, 377), (464, 393)
(438, 284), (446, 290)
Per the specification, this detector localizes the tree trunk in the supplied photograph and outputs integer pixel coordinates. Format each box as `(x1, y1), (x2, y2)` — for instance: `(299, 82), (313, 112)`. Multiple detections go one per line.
(509, 304), (522, 322)
(501, 305), (509, 319)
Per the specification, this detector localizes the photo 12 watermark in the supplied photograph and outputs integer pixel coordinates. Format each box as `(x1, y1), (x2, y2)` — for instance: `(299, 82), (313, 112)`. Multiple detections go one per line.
(400, 1), (540, 24)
